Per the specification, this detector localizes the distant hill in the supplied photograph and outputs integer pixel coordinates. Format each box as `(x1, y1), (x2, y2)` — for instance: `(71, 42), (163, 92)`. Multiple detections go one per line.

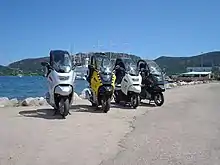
(155, 51), (220, 75)
(0, 65), (14, 76)
(1, 51), (220, 76)
(8, 57), (49, 75)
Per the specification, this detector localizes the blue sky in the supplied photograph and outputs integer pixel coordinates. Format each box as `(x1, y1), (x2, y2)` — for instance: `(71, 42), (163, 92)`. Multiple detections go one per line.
(0, 0), (220, 65)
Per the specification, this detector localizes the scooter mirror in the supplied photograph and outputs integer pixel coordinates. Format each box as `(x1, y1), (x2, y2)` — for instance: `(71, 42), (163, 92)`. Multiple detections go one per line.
(115, 65), (120, 69)
(41, 62), (49, 67)
(88, 64), (95, 69)
(72, 64), (76, 70)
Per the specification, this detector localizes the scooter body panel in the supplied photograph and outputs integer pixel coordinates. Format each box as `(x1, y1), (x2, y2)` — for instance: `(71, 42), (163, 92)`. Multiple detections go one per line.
(46, 70), (76, 108)
(114, 73), (142, 103)
(88, 69), (116, 106)
(121, 74), (142, 95)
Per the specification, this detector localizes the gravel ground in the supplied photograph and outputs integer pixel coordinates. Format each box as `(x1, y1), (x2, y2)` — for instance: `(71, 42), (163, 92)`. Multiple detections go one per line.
(102, 83), (220, 165)
(0, 83), (219, 165)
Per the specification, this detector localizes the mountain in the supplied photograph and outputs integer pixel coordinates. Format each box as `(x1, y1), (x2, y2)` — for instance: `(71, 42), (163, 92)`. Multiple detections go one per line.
(1, 51), (220, 76)
(0, 65), (13, 76)
(8, 57), (49, 75)
(155, 51), (220, 75)
(0, 65), (23, 76)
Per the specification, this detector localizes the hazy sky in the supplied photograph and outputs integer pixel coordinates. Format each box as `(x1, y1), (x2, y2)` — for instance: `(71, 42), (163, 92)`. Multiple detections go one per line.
(0, 0), (220, 65)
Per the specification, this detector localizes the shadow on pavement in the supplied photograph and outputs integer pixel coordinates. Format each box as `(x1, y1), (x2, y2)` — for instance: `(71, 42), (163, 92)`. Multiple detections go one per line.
(18, 101), (144, 119)
(19, 108), (63, 120)
(111, 101), (156, 109)
(110, 102), (134, 110)
(19, 104), (105, 119)
(70, 104), (104, 113)
(139, 101), (156, 107)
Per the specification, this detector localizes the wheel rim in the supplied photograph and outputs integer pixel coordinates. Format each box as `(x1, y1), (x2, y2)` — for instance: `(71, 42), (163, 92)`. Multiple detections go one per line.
(59, 101), (64, 115)
(101, 99), (106, 107)
(155, 94), (162, 104)
(131, 95), (137, 106)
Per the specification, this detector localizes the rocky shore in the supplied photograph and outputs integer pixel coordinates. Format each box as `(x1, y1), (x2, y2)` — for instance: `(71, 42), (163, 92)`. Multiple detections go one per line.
(165, 80), (212, 89)
(0, 80), (212, 108)
(0, 92), (82, 108)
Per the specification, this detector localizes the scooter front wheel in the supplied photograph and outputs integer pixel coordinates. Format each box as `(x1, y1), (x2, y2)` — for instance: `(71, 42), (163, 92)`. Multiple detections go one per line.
(59, 98), (70, 119)
(130, 94), (140, 109)
(102, 98), (111, 113)
(154, 92), (164, 106)
(113, 93), (120, 104)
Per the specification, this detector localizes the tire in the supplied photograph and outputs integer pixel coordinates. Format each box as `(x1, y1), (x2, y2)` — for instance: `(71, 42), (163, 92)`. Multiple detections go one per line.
(102, 98), (111, 113)
(114, 96), (120, 104)
(130, 94), (140, 109)
(154, 92), (164, 106)
(91, 102), (97, 107)
(59, 98), (70, 118)
(114, 93), (120, 104)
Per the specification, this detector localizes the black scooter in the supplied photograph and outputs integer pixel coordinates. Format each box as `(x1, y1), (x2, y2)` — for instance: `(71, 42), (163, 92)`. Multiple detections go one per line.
(137, 60), (165, 106)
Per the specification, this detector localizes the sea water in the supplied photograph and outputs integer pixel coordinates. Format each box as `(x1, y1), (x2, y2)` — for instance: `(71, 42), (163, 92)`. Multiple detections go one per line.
(0, 76), (88, 100)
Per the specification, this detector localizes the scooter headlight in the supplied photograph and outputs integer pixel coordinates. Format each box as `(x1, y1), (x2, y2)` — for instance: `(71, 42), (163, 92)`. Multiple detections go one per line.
(159, 85), (165, 89)
(132, 78), (139, 82)
(154, 75), (163, 82)
(59, 76), (70, 80)
(102, 74), (111, 82)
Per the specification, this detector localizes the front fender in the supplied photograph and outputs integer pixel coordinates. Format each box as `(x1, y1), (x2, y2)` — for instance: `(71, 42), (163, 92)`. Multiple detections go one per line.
(54, 85), (73, 96)
(99, 85), (114, 96)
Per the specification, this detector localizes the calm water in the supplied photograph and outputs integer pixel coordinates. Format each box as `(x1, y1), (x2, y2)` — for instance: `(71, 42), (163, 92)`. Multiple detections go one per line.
(0, 76), (88, 100)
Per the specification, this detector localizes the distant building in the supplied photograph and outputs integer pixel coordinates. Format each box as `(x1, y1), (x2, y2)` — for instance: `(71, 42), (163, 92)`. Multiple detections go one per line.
(176, 67), (213, 82)
(186, 67), (212, 72)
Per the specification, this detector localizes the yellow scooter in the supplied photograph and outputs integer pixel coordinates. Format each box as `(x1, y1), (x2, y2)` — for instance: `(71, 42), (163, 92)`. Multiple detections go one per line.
(86, 53), (116, 113)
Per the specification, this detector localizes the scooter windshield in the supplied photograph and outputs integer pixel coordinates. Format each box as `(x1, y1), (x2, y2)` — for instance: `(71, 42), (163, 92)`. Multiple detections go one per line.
(97, 56), (113, 71)
(147, 61), (162, 75)
(96, 56), (113, 82)
(52, 53), (72, 73)
(146, 60), (164, 82)
(122, 58), (138, 76)
(126, 64), (138, 76)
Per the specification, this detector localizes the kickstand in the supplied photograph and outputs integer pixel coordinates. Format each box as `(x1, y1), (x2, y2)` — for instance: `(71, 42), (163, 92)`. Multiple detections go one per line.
(68, 112), (72, 115)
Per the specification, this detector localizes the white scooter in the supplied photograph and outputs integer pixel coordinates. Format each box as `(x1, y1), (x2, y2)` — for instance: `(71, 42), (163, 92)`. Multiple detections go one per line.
(41, 50), (76, 118)
(114, 58), (142, 108)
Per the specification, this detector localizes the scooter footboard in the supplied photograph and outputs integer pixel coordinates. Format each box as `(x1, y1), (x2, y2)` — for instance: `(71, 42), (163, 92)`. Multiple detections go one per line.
(54, 85), (73, 96)
(128, 84), (141, 94)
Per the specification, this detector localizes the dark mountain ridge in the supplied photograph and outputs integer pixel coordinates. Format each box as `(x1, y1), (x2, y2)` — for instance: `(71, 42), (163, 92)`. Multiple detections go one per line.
(155, 51), (220, 74)
(1, 51), (220, 76)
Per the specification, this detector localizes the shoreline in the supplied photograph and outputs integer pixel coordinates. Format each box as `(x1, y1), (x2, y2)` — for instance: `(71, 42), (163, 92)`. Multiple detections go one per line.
(0, 80), (214, 108)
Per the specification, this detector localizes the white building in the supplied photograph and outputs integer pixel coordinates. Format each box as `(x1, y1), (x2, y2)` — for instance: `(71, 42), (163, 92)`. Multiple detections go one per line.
(177, 71), (212, 82)
(176, 66), (213, 82)
(186, 67), (212, 72)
